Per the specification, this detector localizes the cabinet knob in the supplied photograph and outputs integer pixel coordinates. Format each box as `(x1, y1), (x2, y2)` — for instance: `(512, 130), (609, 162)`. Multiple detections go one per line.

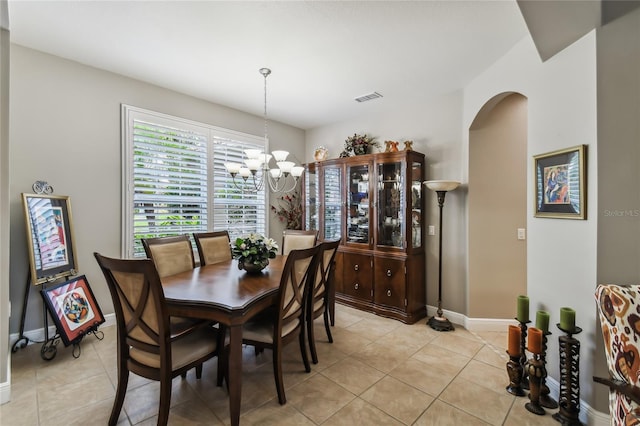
(354, 264), (359, 271)
(354, 283), (359, 290)
(386, 269), (392, 277)
(386, 289), (392, 297)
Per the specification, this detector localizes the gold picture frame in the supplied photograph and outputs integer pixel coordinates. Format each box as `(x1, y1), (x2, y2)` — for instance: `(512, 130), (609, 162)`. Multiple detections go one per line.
(22, 193), (79, 285)
(533, 145), (587, 220)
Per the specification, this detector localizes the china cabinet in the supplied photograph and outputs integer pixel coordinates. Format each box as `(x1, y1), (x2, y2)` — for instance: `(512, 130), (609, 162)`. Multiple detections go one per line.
(302, 150), (426, 323)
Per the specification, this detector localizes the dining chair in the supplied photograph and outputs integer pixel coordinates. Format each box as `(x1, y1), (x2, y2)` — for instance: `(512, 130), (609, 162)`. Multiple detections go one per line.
(93, 252), (222, 426)
(307, 239), (340, 364)
(193, 231), (232, 266)
(141, 235), (195, 278)
(281, 229), (318, 255)
(593, 284), (640, 425)
(241, 245), (321, 404)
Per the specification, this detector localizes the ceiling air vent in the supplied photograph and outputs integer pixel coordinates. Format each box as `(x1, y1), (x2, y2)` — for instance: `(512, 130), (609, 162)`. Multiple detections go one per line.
(354, 92), (383, 103)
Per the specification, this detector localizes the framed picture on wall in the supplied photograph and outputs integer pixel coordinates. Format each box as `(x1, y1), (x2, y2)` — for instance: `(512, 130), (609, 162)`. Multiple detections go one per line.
(22, 193), (79, 284)
(40, 275), (104, 346)
(533, 145), (587, 219)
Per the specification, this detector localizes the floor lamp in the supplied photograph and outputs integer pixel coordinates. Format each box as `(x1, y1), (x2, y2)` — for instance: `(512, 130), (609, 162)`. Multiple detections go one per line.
(424, 180), (461, 332)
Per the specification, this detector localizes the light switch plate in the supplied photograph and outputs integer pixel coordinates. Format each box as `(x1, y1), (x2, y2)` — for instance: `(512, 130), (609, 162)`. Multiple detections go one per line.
(428, 225), (435, 236)
(517, 228), (526, 240)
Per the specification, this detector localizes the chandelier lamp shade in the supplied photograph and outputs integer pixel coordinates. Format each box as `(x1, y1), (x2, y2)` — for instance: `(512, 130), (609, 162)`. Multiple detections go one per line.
(423, 180), (461, 332)
(224, 68), (304, 193)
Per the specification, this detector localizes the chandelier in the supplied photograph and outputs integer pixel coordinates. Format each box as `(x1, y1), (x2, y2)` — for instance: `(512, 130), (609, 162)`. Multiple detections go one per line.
(224, 68), (304, 193)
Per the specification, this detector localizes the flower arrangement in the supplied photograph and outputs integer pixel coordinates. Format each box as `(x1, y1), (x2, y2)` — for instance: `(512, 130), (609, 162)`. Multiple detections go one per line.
(232, 233), (279, 271)
(271, 192), (303, 230)
(340, 133), (379, 157)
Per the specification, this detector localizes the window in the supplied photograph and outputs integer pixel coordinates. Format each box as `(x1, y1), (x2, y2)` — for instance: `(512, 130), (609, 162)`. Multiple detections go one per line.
(122, 105), (267, 258)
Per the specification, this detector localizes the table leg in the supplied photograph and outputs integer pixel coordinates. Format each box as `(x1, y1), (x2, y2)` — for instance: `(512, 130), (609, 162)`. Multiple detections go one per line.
(228, 325), (243, 426)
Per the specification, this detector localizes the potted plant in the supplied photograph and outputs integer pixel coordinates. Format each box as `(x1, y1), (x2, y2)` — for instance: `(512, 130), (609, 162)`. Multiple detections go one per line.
(271, 192), (303, 230)
(340, 133), (379, 157)
(232, 233), (279, 273)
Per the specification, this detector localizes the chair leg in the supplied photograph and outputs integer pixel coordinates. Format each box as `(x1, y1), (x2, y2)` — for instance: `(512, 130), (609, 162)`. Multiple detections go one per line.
(273, 345), (286, 405)
(158, 375), (172, 426)
(180, 371), (187, 379)
(195, 363), (203, 379)
(323, 308), (333, 343)
(308, 313), (319, 364)
(299, 327), (311, 373)
(109, 368), (129, 426)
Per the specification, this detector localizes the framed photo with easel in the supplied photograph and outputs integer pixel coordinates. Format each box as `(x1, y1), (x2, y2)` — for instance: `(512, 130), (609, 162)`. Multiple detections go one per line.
(40, 275), (105, 346)
(22, 193), (79, 285)
(533, 145), (587, 220)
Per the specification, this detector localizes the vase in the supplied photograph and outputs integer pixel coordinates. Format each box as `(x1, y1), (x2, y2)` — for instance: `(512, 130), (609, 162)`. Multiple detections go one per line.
(354, 145), (367, 156)
(240, 259), (268, 274)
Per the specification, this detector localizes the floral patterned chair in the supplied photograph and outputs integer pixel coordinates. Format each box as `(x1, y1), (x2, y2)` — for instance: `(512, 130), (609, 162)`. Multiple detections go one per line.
(594, 284), (640, 425)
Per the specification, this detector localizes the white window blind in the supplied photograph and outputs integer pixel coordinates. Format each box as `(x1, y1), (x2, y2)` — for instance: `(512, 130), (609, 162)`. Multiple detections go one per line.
(212, 136), (267, 241)
(122, 105), (267, 258)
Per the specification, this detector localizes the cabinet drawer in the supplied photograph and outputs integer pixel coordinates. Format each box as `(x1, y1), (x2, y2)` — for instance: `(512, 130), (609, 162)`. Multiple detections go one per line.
(374, 257), (405, 310)
(342, 253), (373, 301)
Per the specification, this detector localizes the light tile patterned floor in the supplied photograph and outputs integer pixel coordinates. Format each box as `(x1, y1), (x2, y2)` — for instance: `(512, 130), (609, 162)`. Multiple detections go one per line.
(1, 305), (562, 425)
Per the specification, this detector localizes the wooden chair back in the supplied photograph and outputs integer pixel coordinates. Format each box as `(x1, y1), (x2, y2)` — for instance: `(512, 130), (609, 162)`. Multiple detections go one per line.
(307, 239), (340, 363)
(94, 252), (219, 426)
(141, 235), (195, 278)
(282, 229), (318, 255)
(193, 231), (232, 266)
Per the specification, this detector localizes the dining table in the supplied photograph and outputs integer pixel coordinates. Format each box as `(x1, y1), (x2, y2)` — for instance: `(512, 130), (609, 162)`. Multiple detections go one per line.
(161, 255), (287, 426)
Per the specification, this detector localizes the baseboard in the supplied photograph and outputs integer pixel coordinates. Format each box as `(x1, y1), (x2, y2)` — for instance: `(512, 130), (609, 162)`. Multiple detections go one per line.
(427, 305), (610, 425)
(9, 313), (115, 348)
(0, 356), (9, 405)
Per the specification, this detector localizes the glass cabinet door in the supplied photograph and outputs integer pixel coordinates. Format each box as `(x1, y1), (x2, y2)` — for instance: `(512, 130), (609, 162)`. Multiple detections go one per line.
(347, 163), (371, 245)
(323, 166), (342, 241)
(303, 164), (319, 232)
(377, 161), (404, 248)
(410, 160), (423, 248)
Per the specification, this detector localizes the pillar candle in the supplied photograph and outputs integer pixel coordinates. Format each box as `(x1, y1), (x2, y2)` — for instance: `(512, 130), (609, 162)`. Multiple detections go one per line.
(508, 324), (521, 356)
(528, 327), (543, 354)
(560, 307), (576, 331)
(535, 310), (550, 334)
(516, 295), (529, 322)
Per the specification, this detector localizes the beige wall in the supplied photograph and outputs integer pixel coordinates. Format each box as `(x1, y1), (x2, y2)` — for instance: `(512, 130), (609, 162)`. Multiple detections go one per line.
(464, 32), (598, 415)
(0, 25), (10, 401)
(468, 93), (527, 318)
(593, 7), (640, 412)
(8, 45), (305, 335)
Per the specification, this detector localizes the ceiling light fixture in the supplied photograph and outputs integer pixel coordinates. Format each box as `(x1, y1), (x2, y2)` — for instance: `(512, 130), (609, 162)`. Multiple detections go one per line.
(224, 68), (304, 193)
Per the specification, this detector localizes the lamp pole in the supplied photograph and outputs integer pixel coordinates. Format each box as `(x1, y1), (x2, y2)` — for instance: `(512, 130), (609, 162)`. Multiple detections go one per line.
(424, 180), (460, 332)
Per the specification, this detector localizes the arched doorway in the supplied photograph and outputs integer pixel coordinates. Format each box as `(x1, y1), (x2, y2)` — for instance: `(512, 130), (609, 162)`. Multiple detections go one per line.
(468, 93), (528, 318)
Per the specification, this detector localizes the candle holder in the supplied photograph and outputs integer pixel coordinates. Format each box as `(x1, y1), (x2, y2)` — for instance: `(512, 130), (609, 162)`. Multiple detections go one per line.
(525, 354), (546, 415)
(506, 351), (526, 396)
(540, 331), (558, 409)
(552, 324), (584, 426)
(517, 318), (531, 390)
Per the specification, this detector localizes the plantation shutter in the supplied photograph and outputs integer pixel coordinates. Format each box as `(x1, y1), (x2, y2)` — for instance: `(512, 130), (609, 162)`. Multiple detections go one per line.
(123, 105), (268, 258)
(212, 136), (267, 241)
(131, 118), (208, 257)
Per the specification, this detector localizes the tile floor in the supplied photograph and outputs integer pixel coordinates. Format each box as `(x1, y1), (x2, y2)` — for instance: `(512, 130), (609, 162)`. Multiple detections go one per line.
(1, 305), (562, 425)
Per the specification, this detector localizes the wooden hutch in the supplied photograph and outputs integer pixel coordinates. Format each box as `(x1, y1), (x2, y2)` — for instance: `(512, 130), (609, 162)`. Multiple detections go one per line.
(302, 150), (426, 324)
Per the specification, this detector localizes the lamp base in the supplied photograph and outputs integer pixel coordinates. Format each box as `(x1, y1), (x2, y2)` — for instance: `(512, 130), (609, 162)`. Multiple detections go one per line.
(427, 315), (454, 332)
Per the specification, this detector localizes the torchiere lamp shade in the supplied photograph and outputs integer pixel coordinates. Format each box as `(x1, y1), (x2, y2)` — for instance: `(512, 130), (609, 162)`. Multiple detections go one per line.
(423, 180), (461, 192)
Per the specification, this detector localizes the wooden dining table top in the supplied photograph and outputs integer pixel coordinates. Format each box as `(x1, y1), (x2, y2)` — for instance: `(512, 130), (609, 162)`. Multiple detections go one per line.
(161, 255), (286, 323)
